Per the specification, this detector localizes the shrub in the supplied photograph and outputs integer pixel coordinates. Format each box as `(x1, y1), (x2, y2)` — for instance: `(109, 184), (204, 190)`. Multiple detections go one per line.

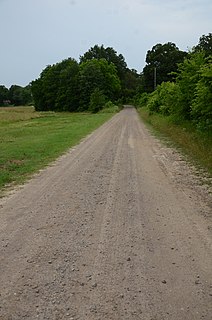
(191, 60), (212, 130)
(138, 92), (149, 107)
(89, 88), (106, 113)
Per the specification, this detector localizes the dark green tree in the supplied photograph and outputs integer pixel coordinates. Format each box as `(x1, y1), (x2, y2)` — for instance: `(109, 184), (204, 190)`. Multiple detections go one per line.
(89, 88), (106, 113)
(175, 52), (206, 120)
(193, 33), (212, 57)
(80, 45), (127, 80)
(8, 85), (32, 105)
(31, 58), (79, 111)
(79, 58), (121, 109)
(0, 85), (9, 105)
(142, 42), (187, 92)
(80, 44), (140, 100)
(122, 68), (141, 99)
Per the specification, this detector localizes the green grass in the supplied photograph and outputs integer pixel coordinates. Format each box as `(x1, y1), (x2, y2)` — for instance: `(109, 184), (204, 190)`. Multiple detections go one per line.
(0, 106), (114, 195)
(138, 107), (212, 175)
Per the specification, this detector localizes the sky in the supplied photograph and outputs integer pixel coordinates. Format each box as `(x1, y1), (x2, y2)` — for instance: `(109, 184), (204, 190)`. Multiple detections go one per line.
(0, 0), (211, 88)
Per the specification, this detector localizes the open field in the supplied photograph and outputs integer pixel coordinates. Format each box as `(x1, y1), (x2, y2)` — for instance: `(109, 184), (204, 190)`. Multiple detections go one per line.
(138, 107), (212, 176)
(0, 106), (114, 195)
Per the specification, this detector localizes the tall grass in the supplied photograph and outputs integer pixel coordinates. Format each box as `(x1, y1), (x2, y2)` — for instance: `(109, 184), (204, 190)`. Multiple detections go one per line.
(0, 106), (114, 194)
(138, 107), (212, 175)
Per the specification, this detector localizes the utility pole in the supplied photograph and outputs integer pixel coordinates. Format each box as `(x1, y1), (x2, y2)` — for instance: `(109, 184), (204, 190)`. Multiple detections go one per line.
(154, 67), (157, 90)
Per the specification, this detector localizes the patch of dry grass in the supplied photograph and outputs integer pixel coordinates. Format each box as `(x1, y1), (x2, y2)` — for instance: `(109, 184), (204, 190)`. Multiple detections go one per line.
(138, 107), (212, 175)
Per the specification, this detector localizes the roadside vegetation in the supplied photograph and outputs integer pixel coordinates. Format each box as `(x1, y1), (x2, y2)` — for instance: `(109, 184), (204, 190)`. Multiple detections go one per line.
(0, 106), (115, 195)
(134, 33), (212, 175)
(138, 108), (212, 174)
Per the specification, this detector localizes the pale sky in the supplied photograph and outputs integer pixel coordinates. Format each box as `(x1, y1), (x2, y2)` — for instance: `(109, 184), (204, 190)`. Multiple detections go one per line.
(0, 0), (211, 88)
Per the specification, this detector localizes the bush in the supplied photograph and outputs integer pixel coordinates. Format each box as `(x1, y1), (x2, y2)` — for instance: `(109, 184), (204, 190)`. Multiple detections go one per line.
(138, 92), (149, 107)
(147, 91), (160, 114)
(99, 100), (120, 113)
(191, 60), (212, 130)
(89, 88), (106, 113)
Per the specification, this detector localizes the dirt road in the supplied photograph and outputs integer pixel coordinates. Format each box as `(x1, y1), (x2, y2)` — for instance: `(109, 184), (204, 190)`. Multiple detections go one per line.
(0, 107), (211, 320)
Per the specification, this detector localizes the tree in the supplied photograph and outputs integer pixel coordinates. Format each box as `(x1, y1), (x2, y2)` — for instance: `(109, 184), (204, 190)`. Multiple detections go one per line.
(79, 58), (121, 109)
(174, 52), (206, 119)
(8, 85), (32, 106)
(0, 85), (9, 105)
(80, 45), (127, 80)
(89, 88), (106, 113)
(122, 69), (141, 99)
(193, 33), (212, 57)
(80, 44), (140, 100)
(31, 58), (79, 111)
(191, 57), (212, 129)
(142, 42), (187, 92)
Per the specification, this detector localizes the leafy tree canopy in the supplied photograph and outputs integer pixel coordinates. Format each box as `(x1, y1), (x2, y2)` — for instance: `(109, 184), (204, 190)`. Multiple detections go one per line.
(80, 45), (127, 79)
(79, 58), (121, 109)
(193, 33), (212, 56)
(0, 85), (9, 105)
(31, 58), (79, 111)
(142, 42), (187, 92)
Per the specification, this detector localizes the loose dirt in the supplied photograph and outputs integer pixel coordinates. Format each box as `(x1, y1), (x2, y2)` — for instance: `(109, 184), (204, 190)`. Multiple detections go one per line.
(0, 107), (211, 319)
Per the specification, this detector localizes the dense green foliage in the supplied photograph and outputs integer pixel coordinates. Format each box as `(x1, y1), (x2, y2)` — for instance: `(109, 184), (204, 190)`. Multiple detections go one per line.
(31, 45), (140, 112)
(79, 58), (121, 109)
(2, 34), (211, 123)
(142, 42), (187, 92)
(135, 33), (212, 132)
(80, 45), (127, 80)
(0, 85), (32, 106)
(193, 33), (212, 57)
(31, 58), (79, 111)
(0, 85), (8, 105)
(80, 44), (140, 99)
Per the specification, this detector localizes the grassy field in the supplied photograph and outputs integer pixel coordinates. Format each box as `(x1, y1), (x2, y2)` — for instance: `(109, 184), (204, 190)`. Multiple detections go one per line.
(0, 106), (114, 195)
(138, 107), (212, 175)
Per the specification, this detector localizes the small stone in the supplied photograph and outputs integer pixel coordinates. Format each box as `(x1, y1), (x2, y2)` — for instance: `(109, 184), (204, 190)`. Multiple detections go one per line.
(92, 282), (97, 288)
(162, 280), (167, 284)
(48, 261), (52, 264)
(127, 257), (131, 261)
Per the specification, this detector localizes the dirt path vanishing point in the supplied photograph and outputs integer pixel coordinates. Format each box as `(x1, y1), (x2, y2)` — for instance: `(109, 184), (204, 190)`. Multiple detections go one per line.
(0, 106), (211, 320)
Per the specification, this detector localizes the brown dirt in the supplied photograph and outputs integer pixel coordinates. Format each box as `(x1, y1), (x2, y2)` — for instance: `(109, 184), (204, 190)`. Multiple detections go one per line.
(0, 106), (211, 320)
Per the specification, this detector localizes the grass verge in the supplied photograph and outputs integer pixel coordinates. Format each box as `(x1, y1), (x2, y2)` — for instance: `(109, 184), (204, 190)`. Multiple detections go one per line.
(0, 106), (115, 195)
(138, 107), (212, 175)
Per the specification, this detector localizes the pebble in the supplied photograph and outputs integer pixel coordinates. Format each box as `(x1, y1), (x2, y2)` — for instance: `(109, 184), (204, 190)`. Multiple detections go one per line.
(162, 280), (167, 284)
(92, 282), (97, 288)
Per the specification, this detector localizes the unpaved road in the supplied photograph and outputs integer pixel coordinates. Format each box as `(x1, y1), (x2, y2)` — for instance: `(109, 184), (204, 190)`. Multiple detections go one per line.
(0, 107), (211, 320)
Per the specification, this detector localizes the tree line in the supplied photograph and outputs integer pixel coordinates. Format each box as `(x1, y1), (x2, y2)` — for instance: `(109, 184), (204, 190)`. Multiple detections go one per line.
(31, 46), (140, 113)
(135, 33), (212, 131)
(0, 85), (32, 106)
(1, 32), (211, 125)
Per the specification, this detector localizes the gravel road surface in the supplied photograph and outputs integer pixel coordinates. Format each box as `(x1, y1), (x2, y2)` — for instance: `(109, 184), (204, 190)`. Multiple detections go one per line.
(0, 106), (211, 320)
